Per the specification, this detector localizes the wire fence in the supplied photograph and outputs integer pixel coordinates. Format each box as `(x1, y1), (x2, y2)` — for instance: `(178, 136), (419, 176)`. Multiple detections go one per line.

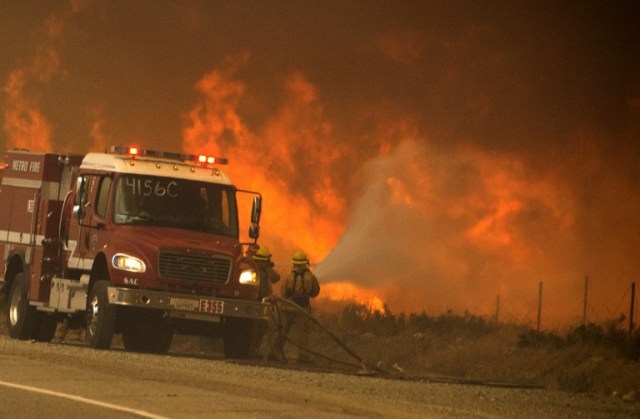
(475, 279), (638, 334)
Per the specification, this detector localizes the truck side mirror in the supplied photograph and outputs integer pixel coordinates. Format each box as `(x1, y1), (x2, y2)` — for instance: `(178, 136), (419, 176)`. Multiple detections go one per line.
(72, 204), (84, 220)
(249, 224), (260, 240)
(250, 196), (262, 224)
(74, 177), (86, 220)
(248, 196), (262, 240)
(75, 177), (84, 203)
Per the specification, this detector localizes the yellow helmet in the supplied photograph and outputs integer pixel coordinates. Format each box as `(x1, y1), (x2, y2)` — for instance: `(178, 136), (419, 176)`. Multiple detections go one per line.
(291, 250), (309, 265)
(253, 246), (272, 261)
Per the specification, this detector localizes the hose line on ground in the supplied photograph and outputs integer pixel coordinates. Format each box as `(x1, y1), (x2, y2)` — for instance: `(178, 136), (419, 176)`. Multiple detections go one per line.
(262, 297), (543, 389)
(266, 296), (397, 376)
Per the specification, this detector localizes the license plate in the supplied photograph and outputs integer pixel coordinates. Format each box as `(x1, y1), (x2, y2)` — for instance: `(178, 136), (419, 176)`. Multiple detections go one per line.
(199, 298), (224, 314)
(170, 297), (199, 311)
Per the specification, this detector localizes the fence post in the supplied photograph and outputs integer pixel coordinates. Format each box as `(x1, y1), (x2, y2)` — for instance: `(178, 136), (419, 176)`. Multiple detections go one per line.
(630, 282), (636, 336)
(582, 275), (589, 326)
(537, 282), (543, 332)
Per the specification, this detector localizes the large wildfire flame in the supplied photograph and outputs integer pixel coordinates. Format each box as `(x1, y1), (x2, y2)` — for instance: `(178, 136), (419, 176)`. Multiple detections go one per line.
(3, 2), (639, 327)
(182, 53), (346, 263)
(180, 53), (640, 326)
(180, 56), (596, 325)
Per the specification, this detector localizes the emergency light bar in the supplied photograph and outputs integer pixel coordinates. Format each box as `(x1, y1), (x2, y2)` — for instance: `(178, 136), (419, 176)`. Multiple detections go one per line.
(108, 145), (228, 165)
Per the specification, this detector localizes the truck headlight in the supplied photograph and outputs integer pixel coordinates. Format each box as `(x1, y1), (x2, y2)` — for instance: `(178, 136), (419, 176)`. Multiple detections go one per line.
(112, 253), (146, 273)
(239, 269), (258, 285)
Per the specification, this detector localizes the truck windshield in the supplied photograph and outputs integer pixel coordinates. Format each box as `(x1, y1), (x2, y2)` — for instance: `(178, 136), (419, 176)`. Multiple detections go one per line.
(113, 174), (238, 237)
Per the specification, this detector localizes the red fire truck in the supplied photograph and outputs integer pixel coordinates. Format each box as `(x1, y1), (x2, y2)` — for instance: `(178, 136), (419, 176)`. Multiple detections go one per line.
(0, 146), (269, 358)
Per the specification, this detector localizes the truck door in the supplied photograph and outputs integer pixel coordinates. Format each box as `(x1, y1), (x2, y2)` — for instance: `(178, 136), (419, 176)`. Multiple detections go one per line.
(68, 174), (112, 271)
(68, 174), (94, 270)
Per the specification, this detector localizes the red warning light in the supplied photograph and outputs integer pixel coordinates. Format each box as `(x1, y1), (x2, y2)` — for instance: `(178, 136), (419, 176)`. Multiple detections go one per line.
(108, 146), (227, 164)
(197, 155), (222, 165)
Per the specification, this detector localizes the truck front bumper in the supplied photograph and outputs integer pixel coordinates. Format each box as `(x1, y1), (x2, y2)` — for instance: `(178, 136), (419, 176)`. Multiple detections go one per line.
(107, 286), (270, 322)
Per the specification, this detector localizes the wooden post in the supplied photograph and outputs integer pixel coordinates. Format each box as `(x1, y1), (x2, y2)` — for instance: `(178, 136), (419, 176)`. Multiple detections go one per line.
(537, 282), (543, 332)
(495, 295), (500, 323)
(582, 275), (589, 326)
(630, 282), (636, 336)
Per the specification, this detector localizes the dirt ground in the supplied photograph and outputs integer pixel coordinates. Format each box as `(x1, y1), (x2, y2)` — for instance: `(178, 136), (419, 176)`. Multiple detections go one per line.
(2, 332), (640, 418)
(304, 304), (640, 400)
(325, 325), (640, 398)
(2, 301), (639, 404)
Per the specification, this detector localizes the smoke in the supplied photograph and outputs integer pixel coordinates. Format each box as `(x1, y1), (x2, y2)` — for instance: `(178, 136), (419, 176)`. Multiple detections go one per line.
(316, 137), (640, 325)
(88, 105), (111, 152)
(316, 140), (570, 318)
(2, 2), (639, 327)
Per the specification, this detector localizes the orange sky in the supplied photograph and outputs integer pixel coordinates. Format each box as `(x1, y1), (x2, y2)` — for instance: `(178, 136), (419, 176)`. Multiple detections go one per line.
(2, 1), (640, 327)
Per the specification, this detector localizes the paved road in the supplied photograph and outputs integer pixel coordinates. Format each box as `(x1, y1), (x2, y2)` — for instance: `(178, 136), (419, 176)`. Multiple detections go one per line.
(0, 335), (638, 418)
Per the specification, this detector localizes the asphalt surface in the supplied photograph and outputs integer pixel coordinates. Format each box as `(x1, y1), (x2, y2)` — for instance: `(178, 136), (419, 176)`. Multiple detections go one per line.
(0, 335), (638, 418)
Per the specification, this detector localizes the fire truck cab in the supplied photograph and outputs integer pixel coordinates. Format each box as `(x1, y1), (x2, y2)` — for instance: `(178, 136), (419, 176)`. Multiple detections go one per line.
(0, 146), (268, 358)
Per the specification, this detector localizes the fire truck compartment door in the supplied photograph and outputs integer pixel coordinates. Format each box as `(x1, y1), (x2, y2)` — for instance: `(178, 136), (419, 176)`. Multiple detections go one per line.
(48, 277), (88, 313)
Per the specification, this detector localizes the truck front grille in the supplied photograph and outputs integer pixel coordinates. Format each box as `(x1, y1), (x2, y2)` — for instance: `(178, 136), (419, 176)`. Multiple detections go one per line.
(158, 251), (232, 284)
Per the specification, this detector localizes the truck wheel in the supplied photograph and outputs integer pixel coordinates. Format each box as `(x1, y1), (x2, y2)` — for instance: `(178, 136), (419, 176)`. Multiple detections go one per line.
(222, 317), (253, 359)
(6, 273), (37, 340)
(122, 308), (173, 354)
(33, 313), (59, 342)
(85, 280), (117, 349)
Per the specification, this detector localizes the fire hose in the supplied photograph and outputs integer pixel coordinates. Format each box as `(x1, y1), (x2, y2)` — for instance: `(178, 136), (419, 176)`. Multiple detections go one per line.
(265, 296), (401, 376)
(260, 296), (543, 389)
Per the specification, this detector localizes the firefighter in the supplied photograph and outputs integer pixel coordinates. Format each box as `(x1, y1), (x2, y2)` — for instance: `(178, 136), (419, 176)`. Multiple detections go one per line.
(249, 245), (280, 359)
(279, 250), (320, 363)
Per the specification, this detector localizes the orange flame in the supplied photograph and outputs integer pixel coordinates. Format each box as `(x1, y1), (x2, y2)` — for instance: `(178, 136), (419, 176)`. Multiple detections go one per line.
(2, 9), (72, 152)
(3, 69), (53, 152)
(320, 282), (386, 313)
(182, 54), (346, 263)
(180, 54), (631, 327)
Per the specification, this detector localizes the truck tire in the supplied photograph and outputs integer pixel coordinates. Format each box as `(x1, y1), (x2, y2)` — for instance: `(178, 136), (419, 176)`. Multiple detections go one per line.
(33, 313), (59, 342)
(122, 308), (173, 354)
(86, 280), (117, 349)
(6, 273), (37, 340)
(222, 317), (253, 359)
